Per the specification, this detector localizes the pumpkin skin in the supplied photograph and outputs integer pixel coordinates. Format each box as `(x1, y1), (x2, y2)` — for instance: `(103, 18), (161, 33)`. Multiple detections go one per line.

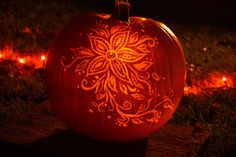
(46, 13), (186, 142)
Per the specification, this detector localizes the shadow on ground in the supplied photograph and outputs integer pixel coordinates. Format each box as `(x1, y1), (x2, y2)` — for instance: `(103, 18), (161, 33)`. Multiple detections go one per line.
(0, 130), (147, 157)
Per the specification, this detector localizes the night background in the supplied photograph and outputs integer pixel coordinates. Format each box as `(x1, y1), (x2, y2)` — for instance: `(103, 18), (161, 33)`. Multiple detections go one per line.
(0, 0), (236, 157)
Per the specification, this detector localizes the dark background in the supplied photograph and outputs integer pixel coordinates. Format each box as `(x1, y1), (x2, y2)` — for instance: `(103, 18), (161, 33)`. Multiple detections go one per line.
(75, 0), (236, 26)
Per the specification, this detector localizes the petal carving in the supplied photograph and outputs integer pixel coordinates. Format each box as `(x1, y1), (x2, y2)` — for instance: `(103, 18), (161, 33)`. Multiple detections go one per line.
(110, 60), (131, 83)
(75, 60), (88, 72)
(95, 80), (104, 93)
(108, 75), (118, 93)
(133, 61), (153, 71)
(92, 28), (109, 38)
(119, 83), (128, 95)
(118, 48), (146, 63)
(110, 31), (130, 50)
(129, 32), (139, 44)
(131, 93), (145, 100)
(110, 26), (128, 35)
(137, 44), (151, 53)
(89, 36), (109, 55)
(71, 47), (94, 58)
(86, 56), (109, 76)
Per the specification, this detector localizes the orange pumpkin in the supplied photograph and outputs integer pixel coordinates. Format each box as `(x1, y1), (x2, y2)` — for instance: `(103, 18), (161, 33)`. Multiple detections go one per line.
(46, 0), (185, 142)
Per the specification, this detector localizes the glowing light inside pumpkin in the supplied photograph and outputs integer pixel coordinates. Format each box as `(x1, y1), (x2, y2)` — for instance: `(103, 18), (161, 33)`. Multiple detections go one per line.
(60, 25), (165, 127)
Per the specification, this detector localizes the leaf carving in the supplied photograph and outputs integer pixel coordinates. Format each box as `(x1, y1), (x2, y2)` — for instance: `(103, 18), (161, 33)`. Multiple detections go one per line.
(110, 26), (128, 34)
(131, 35), (155, 47)
(119, 83), (128, 95)
(131, 74), (144, 89)
(129, 32), (139, 44)
(75, 60), (88, 72)
(132, 118), (144, 124)
(127, 85), (136, 92)
(108, 94), (116, 111)
(137, 98), (153, 114)
(133, 61), (153, 71)
(131, 93), (145, 100)
(108, 75), (117, 93)
(152, 72), (161, 81)
(137, 44), (151, 53)
(92, 101), (98, 107)
(71, 47), (94, 58)
(92, 28), (109, 38)
(96, 93), (106, 100)
(95, 80), (104, 93)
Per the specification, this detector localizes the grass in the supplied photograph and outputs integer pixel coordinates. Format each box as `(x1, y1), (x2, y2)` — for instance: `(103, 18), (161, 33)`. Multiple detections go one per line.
(170, 88), (236, 157)
(172, 88), (236, 125)
(0, 0), (77, 53)
(174, 25), (236, 81)
(0, 60), (46, 120)
(0, 0), (236, 156)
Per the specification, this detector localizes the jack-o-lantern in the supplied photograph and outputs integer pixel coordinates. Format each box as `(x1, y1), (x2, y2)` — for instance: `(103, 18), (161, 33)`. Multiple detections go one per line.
(46, 0), (186, 142)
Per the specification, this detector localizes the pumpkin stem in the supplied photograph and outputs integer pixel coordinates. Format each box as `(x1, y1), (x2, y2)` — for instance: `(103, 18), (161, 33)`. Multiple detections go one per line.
(109, 0), (130, 22)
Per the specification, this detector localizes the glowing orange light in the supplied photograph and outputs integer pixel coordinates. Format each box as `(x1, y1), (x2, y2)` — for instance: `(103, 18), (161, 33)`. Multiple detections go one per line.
(184, 86), (189, 92)
(184, 86), (190, 95)
(0, 54), (2, 59)
(21, 27), (32, 34)
(41, 55), (46, 61)
(222, 76), (227, 82)
(19, 58), (25, 64)
(184, 85), (202, 95)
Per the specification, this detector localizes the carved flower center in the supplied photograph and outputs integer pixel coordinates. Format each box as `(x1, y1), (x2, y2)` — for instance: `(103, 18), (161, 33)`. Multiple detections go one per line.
(106, 50), (117, 60)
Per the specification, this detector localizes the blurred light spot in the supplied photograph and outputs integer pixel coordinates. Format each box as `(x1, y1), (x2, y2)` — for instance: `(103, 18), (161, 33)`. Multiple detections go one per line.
(222, 76), (227, 82)
(41, 55), (46, 61)
(19, 58), (25, 64)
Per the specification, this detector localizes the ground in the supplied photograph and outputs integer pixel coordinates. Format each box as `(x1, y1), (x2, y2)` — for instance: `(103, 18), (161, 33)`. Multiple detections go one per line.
(0, 101), (209, 157)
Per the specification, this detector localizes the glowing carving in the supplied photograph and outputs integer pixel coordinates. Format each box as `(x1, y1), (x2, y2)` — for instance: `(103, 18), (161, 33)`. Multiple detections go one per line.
(60, 25), (174, 127)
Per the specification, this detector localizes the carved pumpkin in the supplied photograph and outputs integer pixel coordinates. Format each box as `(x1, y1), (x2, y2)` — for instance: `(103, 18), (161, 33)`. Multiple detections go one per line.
(46, 0), (186, 142)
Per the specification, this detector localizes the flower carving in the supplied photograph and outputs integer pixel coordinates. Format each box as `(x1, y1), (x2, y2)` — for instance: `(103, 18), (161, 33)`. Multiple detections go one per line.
(60, 25), (174, 127)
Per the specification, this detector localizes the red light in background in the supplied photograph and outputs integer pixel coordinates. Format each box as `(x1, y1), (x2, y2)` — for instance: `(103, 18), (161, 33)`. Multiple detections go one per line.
(203, 72), (234, 88)
(41, 55), (46, 61)
(184, 85), (202, 95)
(21, 27), (32, 34)
(222, 76), (227, 82)
(19, 58), (25, 64)
(184, 86), (190, 95)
